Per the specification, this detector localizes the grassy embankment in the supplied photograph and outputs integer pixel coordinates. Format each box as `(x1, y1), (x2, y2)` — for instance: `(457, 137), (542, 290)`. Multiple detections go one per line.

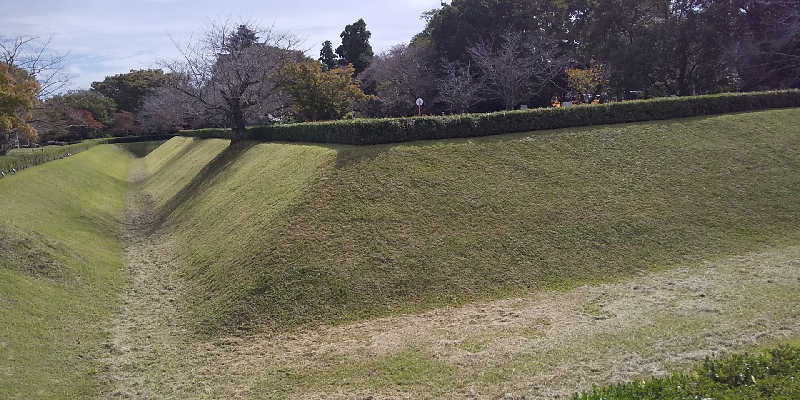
(142, 108), (800, 334)
(0, 139), (110, 173)
(0, 143), (158, 398)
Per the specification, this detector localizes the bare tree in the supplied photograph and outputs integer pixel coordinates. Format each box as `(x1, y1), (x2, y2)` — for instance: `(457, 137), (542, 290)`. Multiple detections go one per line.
(437, 61), (483, 114)
(163, 22), (302, 141)
(359, 43), (437, 117)
(0, 35), (70, 99)
(468, 31), (567, 110)
(734, 0), (800, 90)
(137, 86), (204, 134)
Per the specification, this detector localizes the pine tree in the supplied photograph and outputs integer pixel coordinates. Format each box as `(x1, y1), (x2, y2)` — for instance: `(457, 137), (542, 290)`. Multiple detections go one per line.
(227, 25), (259, 53)
(319, 40), (339, 71)
(336, 19), (374, 75)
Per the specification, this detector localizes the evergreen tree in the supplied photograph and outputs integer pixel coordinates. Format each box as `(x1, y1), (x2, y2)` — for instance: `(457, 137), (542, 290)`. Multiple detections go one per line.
(90, 69), (169, 113)
(336, 18), (374, 75)
(319, 40), (339, 71)
(227, 24), (259, 52)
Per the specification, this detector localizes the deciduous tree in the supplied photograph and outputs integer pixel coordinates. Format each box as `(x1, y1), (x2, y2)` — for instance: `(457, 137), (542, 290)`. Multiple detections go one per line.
(0, 62), (39, 155)
(437, 61), (482, 113)
(0, 35), (70, 99)
(111, 111), (136, 137)
(735, 0), (800, 90)
(165, 21), (302, 141)
(279, 61), (371, 121)
(137, 85), (204, 134)
(468, 31), (567, 110)
(566, 64), (606, 98)
(55, 90), (117, 126)
(359, 43), (437, 116)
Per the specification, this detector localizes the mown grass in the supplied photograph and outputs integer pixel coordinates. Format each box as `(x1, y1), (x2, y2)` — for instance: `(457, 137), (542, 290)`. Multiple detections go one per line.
(141, 137), (229, 210)
(572, 345), (800, 399)
(0, 145), (134, 398)
(247, 265), (800, 398)
(145, 108), (800, 334)
(0, 139), (109, 173)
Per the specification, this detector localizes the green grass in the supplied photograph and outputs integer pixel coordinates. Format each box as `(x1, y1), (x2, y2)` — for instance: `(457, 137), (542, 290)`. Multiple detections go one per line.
(0, 139), (109, 172)
(116, 140), (164, 158)
(141, 137), (229, 210)
(572, 345), (800, 399)
(143, 108), (800, 334)
(0, 144), (134, 398)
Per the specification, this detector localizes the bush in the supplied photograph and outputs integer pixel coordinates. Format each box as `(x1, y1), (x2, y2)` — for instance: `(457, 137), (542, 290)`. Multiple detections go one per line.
(0, 139), (109, 173)
(0, 135), (174, 174)
(572, 345), (800, 400)
(180, 90), (800, 145)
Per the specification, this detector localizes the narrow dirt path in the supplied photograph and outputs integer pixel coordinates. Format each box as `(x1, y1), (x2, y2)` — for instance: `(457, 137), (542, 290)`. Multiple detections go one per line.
(102, 158), (800, 399)
(103, 160), (190, 399)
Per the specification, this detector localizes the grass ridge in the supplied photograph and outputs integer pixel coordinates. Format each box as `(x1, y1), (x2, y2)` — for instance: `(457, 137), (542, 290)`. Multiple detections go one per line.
(147, 109), (800, 334)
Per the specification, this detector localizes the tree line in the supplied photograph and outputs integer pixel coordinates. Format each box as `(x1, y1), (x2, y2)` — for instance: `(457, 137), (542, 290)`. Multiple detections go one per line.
(2, 0), (798, 149)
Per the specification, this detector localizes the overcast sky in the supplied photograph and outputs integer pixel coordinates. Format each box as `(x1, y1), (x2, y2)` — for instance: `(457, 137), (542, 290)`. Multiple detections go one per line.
(1, 0), (438, 90)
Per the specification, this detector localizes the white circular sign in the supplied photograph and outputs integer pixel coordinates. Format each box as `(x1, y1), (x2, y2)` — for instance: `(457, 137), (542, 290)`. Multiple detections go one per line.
(416, 98), (424, 106)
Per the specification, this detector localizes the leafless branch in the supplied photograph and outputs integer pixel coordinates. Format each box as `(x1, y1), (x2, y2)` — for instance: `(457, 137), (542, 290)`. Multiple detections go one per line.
(1, 35), (71, 99)
(161, 21), (301, 138)
(437, 61), (483, 114)
(468, 31), (567, 110)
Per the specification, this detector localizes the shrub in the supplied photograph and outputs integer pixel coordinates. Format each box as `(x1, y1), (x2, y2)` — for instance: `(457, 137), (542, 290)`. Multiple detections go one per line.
(180, 90), (800, 145)
(0, 135), (175, 174)
(0, 139), (109, 173)
(572, 345), (800, 400)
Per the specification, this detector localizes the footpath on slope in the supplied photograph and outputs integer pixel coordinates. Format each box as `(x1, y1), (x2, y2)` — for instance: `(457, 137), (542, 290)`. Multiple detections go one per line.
(102, 159), (800, 399)
(102, 160), (191, 398)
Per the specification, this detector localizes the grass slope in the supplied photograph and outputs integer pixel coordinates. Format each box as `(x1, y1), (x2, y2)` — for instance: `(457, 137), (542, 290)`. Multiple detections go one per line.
(0, 139), (109, 173)
(0, 145), (134, 398)
(147, 109), (800, 333)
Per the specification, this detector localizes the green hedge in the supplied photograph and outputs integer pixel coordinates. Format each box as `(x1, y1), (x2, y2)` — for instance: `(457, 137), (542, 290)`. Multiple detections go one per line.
(181, 90), (800, 145)
(0, 135), (175, 174)
(572, 345), (800, 400)
(0, 139), (109, 174)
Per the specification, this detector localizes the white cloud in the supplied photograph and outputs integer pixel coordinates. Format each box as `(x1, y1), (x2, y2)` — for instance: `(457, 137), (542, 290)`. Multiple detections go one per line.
(1, 0), (437, 89)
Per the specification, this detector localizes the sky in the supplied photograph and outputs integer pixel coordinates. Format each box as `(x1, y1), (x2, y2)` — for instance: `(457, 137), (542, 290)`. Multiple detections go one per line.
(1, 0), (439, 90)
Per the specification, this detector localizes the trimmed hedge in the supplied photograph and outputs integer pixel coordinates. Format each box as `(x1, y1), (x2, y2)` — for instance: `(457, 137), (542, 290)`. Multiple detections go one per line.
(572, 345), (800, 400)
(180, 90), (800, 145)
(0, 139), (108, 174)
(0, 135), (175, 174)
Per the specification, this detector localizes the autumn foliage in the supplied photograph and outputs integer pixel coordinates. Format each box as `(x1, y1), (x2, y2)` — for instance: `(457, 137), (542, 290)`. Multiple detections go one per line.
(111, 111), (136, 136)
(279, 61), (372, 122)
(0, 62), (39, 151)
(566, 65), (607, 99)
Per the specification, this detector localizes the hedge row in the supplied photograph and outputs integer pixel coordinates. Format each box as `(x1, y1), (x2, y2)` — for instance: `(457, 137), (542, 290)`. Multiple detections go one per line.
(181, 90), (800, 145)
(572, 345), (800, 400)
(0, 139), (109, 174)
(0, 135), (173, 174)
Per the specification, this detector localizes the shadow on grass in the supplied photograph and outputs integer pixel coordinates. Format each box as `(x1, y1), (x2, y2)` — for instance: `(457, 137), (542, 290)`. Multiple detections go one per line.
(327, 111), (762, 169)
(117, 141), (166, 158)
(154, 141), (257, 229)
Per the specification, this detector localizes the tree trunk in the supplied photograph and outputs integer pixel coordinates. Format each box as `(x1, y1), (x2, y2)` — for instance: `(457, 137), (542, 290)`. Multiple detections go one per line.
(229, 101), (247, 142)
(677, 51), (691, 97)
(0, 135), (8, 156)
